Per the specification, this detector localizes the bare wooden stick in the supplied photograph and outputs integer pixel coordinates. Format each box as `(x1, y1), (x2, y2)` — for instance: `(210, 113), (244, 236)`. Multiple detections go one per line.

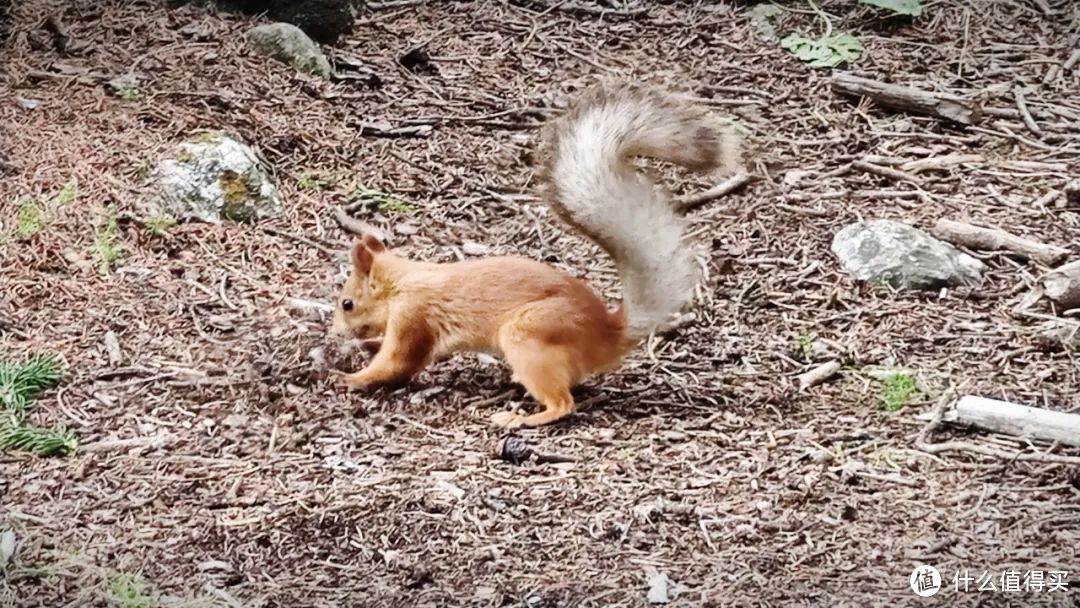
(676, 172), (753, 212)
(333, 208), (392, 243)
(81, 434), (173, 453)
(940, 396), (1080, 448)
(931, 219), (1070, 266)
(1043, 260), (1080, 310)
(1064, 48), (1080, 72)
(287, 297), (333, 314)
(797, 361), (841, 390)
(852, 160), (922, 185)
(1013, 87), (1043, 138)
(900, 154), (983, 174)
(831, 72), (984, 125)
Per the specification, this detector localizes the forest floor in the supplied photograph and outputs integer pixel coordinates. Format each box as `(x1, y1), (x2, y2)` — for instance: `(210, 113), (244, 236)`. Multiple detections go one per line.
(2, 1), (1079, 606)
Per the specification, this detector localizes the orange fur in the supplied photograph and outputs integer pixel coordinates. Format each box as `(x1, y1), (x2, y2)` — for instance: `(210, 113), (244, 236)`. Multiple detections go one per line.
(332, 240), (628, 428)
(331, 82), (739, 428)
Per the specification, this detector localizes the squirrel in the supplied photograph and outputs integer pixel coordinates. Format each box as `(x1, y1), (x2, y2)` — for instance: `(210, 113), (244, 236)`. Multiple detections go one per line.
(331, 81), (741, 429)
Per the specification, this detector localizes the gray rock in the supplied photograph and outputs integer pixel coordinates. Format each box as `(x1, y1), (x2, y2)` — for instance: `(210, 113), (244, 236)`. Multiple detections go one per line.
(246, 22), (331, 78)
(150, 132), (282, 223)
(831, 219), (985, 289)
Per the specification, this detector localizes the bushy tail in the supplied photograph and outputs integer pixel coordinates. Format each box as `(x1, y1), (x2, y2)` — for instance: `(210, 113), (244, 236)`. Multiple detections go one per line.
(536, 82), (740, 341)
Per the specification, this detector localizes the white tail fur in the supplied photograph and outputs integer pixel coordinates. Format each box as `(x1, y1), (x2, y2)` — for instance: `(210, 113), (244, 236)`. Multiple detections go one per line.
(537, 82), (739, 340)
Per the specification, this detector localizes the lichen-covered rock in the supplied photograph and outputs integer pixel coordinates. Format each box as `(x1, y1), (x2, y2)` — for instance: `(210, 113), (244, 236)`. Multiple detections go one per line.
(245, 22), (331, 78)
(831, 219), (985, 290)
(151, 132), (282, 223)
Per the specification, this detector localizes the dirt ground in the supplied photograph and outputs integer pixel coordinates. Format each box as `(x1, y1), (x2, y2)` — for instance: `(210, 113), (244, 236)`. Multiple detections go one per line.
(2, 0), (1079, 606)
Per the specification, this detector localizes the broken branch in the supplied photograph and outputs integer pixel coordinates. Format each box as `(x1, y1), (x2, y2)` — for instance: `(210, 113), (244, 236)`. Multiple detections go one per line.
(831, 72), (984, 125)
(852, 160), (922, 185)
(931, 219), (1070, 266)
(676, 172), (753, 212)
(797, 361), (841, 391)
(940, 396), (1080, 448)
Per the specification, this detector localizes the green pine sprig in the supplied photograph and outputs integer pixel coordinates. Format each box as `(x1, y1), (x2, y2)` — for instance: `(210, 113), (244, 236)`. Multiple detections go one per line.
(0, 353), (65, 416)
(0, 415), (77, 457)
(0, 353), (74, 457)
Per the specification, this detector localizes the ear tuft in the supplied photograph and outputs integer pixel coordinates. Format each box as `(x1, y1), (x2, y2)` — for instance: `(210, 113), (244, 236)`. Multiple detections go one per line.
(352, 239), (374, 274)
(361, 233), (386, 253)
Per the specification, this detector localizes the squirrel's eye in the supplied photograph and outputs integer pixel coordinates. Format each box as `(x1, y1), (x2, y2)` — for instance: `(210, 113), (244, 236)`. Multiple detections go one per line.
(341, 299), (354, 312)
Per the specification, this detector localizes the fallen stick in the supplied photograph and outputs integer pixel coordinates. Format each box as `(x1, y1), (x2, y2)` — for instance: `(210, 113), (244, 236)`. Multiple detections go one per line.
(1043, 260), (1080, 310)
(852, 160), (922, 185)
(333, 207), (392, 243)
(899, 154), (983, 173)
(1013, 87), (1043, 138)
(831, 72), (984, 125)
(355, 121), (433, 138)
(676, 171), (753, 212)
(939, 396), (1080, 448)
(80, 434), (173, 453)
(797, 361), (841, 390)
(931, 219), (1070, 266)
(287, 297), (333, 314)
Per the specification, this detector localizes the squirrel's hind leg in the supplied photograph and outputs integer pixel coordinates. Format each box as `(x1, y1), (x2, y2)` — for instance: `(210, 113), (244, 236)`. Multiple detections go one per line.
(491, 338), (578, 429)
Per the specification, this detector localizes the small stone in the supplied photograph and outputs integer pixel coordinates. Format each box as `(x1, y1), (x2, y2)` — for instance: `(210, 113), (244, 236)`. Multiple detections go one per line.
(0, 530), (15, 569)
(246, 23), (331, 78)
(149, 132), (282, 224)
(646, 572), (671, 604)
(179, 21), (213, 41)
(831, 219), (984, 290)
(461, 241), (489, 256)
(103, 330), (123, 366)
(15, 97), (40, 110)
(395, 222), (420, 235)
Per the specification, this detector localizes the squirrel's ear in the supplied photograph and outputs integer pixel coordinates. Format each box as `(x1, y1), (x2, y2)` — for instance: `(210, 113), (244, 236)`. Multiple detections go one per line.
(360, 233), (386, 253)
(352, 239), (374, 275)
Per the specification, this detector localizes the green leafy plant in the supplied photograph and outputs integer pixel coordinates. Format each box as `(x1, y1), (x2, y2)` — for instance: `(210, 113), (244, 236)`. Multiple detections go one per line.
(297, 175), (327, 190)
(117, 87), (141, 102)
(145, 213), (176, 237)
(796, 332), (816, 362)
(92, 207), (124, 274)
(377, 198), (417, 215)
(781, 0), (863, 68)
(109, 573), (153, 608)
(15, 198), (47, 239)
(353, 183), (416, 216)
(860, 0), (923, 17)
(9, 183), (77, 242)
(880, 372), (918, 412)
(781, 33), (863, 68)
(55, 181), (77, 205)
(0, 353), (75, 457)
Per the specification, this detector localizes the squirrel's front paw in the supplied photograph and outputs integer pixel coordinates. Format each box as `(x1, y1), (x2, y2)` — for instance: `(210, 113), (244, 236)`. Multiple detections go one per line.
(339, 371), (375, 390)
(490, 411), (525, 430)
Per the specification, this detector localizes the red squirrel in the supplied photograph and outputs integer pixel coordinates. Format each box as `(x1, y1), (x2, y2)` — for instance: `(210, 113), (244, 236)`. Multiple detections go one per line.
(331, 82), (741, 429)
